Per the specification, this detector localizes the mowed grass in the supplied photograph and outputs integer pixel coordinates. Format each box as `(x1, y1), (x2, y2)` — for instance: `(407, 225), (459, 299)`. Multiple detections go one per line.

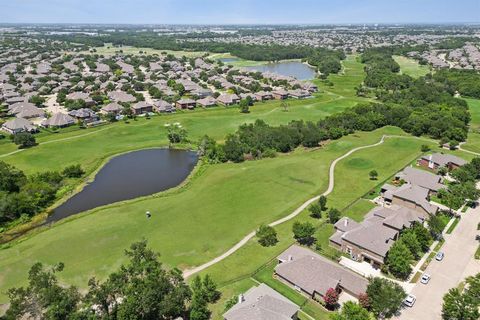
(201, 128), (439, 319)
(0, 93), (362, 175)
(75, 44), (206, 58)
(321, 55), (367, 98)
(0, 127), (421, 303)
(393, 55), (431, 78)
(460, 98), (480, 153)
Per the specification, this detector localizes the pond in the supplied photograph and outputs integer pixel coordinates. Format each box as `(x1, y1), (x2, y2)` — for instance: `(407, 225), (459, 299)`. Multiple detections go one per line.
(47, 149), (198, 223)
(244, 61), (316, 80)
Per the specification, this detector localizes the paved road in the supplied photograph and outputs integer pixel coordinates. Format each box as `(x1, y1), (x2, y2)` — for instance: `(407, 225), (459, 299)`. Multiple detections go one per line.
(182, 135), (387, 278)
(397, 207), (480, 320)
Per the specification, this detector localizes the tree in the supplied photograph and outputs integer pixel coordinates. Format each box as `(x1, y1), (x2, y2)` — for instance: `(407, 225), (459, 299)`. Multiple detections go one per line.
(308, 203), (322, 218)
(442, 288), (479, 320)
(85, 240), (191, 319)
(318, 195), (327, 211)
(13, 132), (36, 148)
(239, 99), (250, 113)
(358, 292), (370, 309)
(0, 161), (26, 193)
(5, 263), (82, 320)
(292, 221), (316, 246)
(167, 123), (188, 145)
(400, 230), (422, 259)
(281, 101), (289, 112)
(328, 208), (341, 224)
(324, 288), (339, 310)
(411, 223), (432, 252)
(330, 301), (372, 320)
(366, 277), (406, 319)
(62, 164), (85, 178)
(369, 170), (378, 180)
(428, 214), (446, 240)
(256, 224), (278, 247)
(421, 144), (431, 152)
(386, 241), (413, 279)
(202, 274), (221, 303)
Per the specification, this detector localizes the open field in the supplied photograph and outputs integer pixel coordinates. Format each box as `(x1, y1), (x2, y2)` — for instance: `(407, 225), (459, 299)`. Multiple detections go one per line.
(206, 53), (279, 67)
(74, 43), (206, 58)
(393, 55), (431, 78)
(460, 98), (480, 153)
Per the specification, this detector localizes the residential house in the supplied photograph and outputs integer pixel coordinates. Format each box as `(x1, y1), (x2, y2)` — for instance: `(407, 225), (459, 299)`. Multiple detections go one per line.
(42, 113), (75, 128)
(217, 93), (240, 106)
(275, 245), (368, 300)
(101, 102), (123, 115)
(255, 91), (273, 101)
(153, 100), (175, 113)
(66, 92), (94, 106)
(289, 89), (311, 99)
(223, 283), (299, 320)
(107, 91), (136, 103)
(272, 89), (289, 100)
(329, 205), (426, 267)
(196, 96), (217, 108)
(1, 117), (37, 134)
(131, 101), (153, 115)
(8, 102), (45, 119)
(176, 98), (196, 110)
(395, 167), (444, 193)
(68, 108), (99, 123)
(417, 153), (467, 171)
(380, 183), (438, 216)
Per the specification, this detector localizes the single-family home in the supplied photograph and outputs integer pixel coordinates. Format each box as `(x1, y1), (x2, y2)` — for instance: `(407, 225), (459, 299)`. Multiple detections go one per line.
(68, 108), (99, 123)
(329, 205), (426, 267)
(417, 153), (468, 171)
(107, 91), (136, 103)
(255, 91), (273, 101)
(131, 101), (153, 115)
(216, 93), (240, 106)
(1, 117), (37, 134)
(153, 100), (175, 113)
(197, 96), (217, 108)
(380, 183), (438, 216)
(395, 167), (444, 193)
(101, 102), (123, 115)
(42, 113), (75, 128)
(176, 98), (197, 110)
(275, 245), (368, 300)
(223, 283), (299, 320)
(272, 89), (289, 100)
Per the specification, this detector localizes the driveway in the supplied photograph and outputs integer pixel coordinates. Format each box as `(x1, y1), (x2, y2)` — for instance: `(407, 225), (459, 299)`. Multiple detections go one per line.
(396, 207), (480, 320)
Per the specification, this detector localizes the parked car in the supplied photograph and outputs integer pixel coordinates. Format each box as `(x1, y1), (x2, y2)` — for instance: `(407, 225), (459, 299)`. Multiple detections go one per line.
(476, 235), (480, 241)
(420, 273), (431, 284)
(435, 252), (445, 261)
(404, 295), (416, 307)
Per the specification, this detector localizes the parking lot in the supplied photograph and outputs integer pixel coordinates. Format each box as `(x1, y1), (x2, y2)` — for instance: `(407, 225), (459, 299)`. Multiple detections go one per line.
(397, 206), (480, 320)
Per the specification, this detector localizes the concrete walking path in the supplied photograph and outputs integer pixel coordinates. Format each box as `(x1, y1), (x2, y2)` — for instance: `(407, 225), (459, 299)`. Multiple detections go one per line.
(183, 135), (388, 278)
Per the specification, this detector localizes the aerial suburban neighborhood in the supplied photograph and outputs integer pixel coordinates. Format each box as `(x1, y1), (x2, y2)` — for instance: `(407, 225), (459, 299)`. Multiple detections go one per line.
(0, 1), (479, 320)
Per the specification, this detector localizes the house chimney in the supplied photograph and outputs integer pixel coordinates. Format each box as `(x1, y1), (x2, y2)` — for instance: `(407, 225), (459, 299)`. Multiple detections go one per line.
(344, 218), (349, 227)
(288, 255), (293, 262)
(238, 294), (245, 304)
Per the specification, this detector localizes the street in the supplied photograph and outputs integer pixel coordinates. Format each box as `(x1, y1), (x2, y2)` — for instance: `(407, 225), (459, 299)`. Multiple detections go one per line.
(397, 206), (480, 320)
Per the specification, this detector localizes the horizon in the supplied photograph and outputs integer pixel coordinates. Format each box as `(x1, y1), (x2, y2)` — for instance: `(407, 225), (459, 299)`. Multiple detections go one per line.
(1, 0), (479, 25)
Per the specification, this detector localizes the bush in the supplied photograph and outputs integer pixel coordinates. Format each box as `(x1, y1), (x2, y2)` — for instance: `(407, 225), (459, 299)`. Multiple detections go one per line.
(62, 165), (85, 178)
(292, 221), (316, 246)
(13, 132), (36, 148)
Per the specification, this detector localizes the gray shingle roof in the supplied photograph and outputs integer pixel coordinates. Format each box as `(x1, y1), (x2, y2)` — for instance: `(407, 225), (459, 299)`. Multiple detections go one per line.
(421, 153), (467, 167)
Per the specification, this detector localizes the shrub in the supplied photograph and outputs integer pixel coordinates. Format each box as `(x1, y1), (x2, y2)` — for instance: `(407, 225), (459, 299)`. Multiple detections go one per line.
(62, 164), (85, 178)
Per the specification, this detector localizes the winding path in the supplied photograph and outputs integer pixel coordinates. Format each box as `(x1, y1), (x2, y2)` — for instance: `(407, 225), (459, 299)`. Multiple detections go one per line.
(183, 135), (387, 278)
(459, 142), (480, 156)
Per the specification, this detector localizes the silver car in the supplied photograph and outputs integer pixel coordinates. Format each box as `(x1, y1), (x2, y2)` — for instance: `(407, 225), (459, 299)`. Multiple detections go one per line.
(420, 273), (431, 284)
(435, 252), (444, 261)
(404, 295), (416, 307)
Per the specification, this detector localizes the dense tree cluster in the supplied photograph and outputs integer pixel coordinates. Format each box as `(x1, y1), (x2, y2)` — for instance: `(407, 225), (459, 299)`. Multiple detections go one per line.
(365, 277), (407, 319)
(437, 157), (480, 210)
(442, 273), (480, 320)
(5, 240), (219, 320)
(386, 223), (432, 279)
(0, 161), (84, 226)
(434, 69), (480, 98)
(200, 96), (469, 163)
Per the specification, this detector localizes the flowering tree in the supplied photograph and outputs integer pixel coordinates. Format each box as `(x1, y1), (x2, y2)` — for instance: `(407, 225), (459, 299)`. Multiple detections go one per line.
(324, 287), (339, 309)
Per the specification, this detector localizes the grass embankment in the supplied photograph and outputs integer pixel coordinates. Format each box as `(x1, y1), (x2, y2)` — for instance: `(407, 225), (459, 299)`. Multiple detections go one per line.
(393, 55), (431, 78)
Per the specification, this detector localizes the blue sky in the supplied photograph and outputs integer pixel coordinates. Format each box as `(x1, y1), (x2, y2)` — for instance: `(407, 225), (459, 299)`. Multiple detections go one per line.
(1, 0), (479, 24)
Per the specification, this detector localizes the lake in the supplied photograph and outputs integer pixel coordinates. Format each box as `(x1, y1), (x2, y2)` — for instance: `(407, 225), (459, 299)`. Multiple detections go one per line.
(244, 61), (316, 80)
(47, 149), (198, 223)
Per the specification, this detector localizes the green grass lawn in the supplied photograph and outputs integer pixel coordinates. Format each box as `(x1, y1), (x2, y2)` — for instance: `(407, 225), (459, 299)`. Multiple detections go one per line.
(74, 43), (206, 58)
(393, 55), (431, 78)
(457, 98), (480, 153)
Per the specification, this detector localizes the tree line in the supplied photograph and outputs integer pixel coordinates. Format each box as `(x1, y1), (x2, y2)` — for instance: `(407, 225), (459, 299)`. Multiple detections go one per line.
(0, 161), (85, 227)
(3, 240), (219, 320)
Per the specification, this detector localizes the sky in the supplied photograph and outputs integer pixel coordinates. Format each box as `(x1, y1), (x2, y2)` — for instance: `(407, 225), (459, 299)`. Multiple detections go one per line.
(0, 0), (479, 25)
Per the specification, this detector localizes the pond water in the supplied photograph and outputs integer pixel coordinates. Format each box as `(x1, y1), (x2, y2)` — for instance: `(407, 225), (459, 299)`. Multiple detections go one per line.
(244, 61), (316, 80)
(47, 149), (198, 223)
